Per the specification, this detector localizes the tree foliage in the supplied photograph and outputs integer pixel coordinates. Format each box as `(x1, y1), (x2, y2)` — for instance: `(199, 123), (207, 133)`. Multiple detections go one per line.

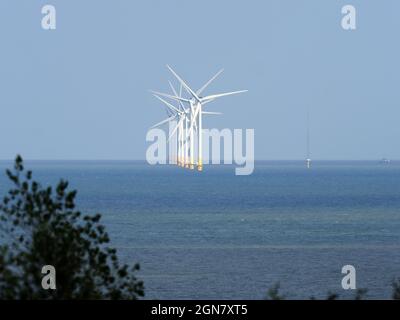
(392, 278), (400, 300)
(0, 155), (144, 299)
(265, 282), (285, 300)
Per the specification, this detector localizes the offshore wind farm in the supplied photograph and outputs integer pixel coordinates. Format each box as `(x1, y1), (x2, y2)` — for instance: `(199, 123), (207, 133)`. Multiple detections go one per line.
(150, 66), (247, 171)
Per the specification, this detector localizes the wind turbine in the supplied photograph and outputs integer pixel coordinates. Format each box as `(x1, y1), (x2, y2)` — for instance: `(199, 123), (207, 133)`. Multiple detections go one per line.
(306, 111), (311, 169)
(151, 92), (187, 166)
(151, 65), (247, 171)
(168, 82), (186, 166)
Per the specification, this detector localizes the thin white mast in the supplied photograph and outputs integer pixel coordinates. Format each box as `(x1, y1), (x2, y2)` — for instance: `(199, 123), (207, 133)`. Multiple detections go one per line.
(306, 111), (311, 169)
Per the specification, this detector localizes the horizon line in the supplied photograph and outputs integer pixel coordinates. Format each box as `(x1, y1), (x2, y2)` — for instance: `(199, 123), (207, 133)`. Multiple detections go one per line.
(0, 159), (397, 162)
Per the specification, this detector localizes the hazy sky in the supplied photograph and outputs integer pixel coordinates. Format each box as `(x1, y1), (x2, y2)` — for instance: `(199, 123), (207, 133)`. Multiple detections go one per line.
(0, 0), (399, 160)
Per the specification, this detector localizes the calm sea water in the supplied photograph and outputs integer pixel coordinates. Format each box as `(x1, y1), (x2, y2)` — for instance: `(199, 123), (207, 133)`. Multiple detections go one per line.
(0, 160), (399, 299)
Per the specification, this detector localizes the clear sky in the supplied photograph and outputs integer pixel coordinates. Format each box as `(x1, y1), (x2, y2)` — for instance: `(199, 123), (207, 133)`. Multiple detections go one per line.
(0, 0), (399, 160)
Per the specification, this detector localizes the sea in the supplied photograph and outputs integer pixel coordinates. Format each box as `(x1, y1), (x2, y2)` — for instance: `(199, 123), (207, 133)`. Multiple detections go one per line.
(0, 160), (399, 300)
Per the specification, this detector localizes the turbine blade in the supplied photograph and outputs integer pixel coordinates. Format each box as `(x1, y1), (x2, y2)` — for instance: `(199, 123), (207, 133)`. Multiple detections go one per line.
(166, 65), (201, 102)
(196, 69), (224, 96)
(168, 116), (184, 142)
(202, 111), (222, 115)
(202, 98), (215, 105)
(165, 107), (172, 117)
(151, 115), (176, 128)
(189, 104), (201, 131)
(150, 90), (191, 103)
(201, 90), (248, 102)
(153, 94), (182, 115)
(169, 81), (187, 112)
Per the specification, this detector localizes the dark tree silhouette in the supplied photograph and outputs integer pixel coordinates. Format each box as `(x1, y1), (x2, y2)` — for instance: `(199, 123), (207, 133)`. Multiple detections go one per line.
(0, 155), (144, 299)
(392, 278), (400, 300)
(265, 282), (285, 300)
(265, 282), (370, 300)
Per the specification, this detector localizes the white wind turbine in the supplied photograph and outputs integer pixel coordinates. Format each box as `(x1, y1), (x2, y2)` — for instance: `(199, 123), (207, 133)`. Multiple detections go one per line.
(150, 89), (188, 166)
(167, 82), (187, 166)
(151, 65), (247, 171)
(306, 111), (311, 169)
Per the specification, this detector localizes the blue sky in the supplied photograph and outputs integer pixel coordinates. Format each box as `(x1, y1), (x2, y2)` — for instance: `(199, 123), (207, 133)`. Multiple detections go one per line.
(0, 0), (399, 160)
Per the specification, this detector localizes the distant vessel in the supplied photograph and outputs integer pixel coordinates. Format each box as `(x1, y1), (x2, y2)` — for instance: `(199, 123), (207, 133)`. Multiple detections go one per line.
(380, 158), (390, 164)
(306, 111), (311, 169)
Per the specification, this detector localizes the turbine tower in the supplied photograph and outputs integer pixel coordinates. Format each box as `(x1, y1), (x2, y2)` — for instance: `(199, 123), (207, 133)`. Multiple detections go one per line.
(151, 66), (247, 171)
(168, 82), (186, 166)
(306, 111), (311, 169)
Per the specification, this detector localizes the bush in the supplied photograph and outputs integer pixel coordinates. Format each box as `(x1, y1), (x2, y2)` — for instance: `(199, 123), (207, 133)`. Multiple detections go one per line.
(0, 155), (144, 299)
